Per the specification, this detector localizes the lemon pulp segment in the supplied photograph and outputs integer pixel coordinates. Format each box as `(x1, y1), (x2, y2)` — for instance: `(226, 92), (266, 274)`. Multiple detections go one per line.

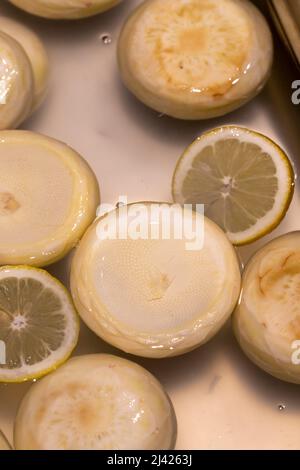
(0, 32), (33, 130)
(0, 265), (79, 383)
(71, 203), (241, 358)
(0, 17), (49, 112)
(14, 354), (177, 450)
(118, 0), (273, 119)
(0, 131), (100, 267)
(0, 430), (11, 449)
(9, 0), (122, 19)
(172, 127), (294, 245)
(234, 232), (300, 384)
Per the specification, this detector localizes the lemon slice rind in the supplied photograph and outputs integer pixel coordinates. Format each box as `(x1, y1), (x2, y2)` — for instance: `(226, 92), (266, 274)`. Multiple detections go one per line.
(0, 265), (80, 383)
(172, 126), (294, 245)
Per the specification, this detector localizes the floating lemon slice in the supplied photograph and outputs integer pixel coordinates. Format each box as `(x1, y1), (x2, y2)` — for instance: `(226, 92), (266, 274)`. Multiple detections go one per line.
(14, 354), (177, 450)
(172, 127), (294, 245)
(0, 131), (100, 267)
(71, 203), (241, 358)
(0, 17), (49, 112)
(0, 266), (79, 383)
(234, 232), (300, 384)
(9, 0), (122, 19)
(118, 0), (273, 120)
(0, 430), (11, 450)
(0, 32), (33, 130)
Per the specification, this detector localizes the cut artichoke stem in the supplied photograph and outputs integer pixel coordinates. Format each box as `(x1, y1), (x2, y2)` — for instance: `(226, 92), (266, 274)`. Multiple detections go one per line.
(9, 0), (123, 20)
(234, 231), (300, 384)
(14, 354), (177, 450)
(118, 0), (273, 120)
(71, 202), (241, 358)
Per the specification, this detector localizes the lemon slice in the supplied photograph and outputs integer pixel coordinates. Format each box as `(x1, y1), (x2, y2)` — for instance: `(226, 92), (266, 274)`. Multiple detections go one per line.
(234, 232), (300, 384)
(172, 127), (294, 245)
(0, 430), (11, 450)
(71, 203), (241, 358)
(0, 130), (100, 267)
(9, 0), (122, 19)
(118, 0), (273, 120)
(0, 17), (49, 112)
(0, 266), (79, 383)
(14, 354), (177, 450)
(0, 32), (33, 130)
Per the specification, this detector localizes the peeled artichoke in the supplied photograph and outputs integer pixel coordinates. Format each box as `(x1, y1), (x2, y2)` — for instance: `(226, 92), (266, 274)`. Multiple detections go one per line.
(9, 0), (122, 20)
(234, 232), (300, 384)
(118, 0), (273, 120)
(0, 17), (49, 112)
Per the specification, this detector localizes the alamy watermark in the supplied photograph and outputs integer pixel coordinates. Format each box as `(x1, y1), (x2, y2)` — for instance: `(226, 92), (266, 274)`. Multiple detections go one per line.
(292, 80), (300, 105)
(96, 197), (205, 251)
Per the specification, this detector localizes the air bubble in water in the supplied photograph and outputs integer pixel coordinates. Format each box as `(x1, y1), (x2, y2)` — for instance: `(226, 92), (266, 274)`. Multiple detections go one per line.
(278, 404), (286, 411)
(100, 34), (112, 45)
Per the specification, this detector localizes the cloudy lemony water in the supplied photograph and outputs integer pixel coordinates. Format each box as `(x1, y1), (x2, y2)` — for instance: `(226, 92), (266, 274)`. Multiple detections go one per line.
(0, 0), (300, 449)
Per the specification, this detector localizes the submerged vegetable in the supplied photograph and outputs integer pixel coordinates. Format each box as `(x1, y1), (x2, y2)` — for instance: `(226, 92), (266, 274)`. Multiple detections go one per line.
(0, 17), (49, 112)
(0, 32), (33, 129)
(9, 0), (122, 19)
(14, 354), (177, 450)
(118, 0), (273, 120)
(234, 232), (300, 384)
(0, 131), (100, 266)
(71, 203), (241, 358)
